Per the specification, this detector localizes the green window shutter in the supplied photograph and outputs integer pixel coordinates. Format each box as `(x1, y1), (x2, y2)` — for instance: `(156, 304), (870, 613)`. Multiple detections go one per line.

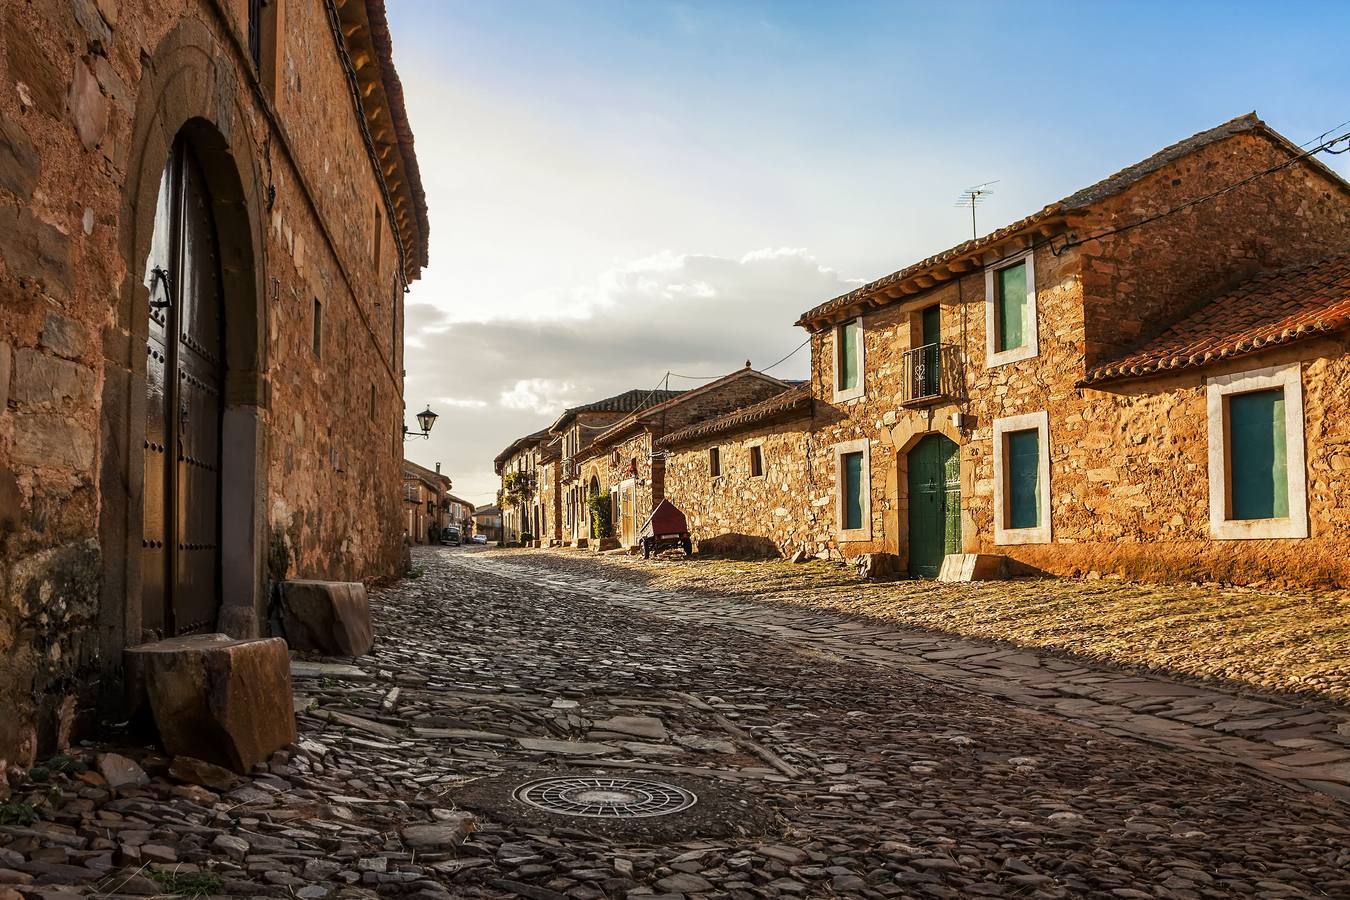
(1228, 389), (1288, 520)
(843, 451), (863, 530)
(839, 320), (859, 390)
(1006, 428), (1040, 529)
(996, 262), (1027, 352)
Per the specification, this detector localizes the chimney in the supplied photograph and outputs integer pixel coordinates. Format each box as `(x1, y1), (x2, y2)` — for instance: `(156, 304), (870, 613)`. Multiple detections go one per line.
(435, 462), (441, 474)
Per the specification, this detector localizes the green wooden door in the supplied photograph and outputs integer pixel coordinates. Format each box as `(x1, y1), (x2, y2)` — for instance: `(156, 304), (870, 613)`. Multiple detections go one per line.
(907, 434), (961, 577)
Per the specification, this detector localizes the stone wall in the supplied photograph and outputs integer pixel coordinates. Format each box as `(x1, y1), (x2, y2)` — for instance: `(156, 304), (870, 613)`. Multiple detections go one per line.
(664, 416), (822, 558)
(0, 0), (415, 767)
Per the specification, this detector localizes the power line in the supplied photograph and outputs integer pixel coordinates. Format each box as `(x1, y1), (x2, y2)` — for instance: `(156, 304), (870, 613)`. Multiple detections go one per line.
(1049, 126), (1350, 257)
(761, 337), (812, 373)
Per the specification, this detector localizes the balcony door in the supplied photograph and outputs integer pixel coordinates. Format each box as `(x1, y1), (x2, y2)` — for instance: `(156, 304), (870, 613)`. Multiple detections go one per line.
(142, 137), (225, 637)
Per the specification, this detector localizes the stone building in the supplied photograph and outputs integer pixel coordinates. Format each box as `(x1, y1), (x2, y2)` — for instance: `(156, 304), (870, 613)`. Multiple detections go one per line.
(0, 1), (427, 767)
(664, 114), (1350, 586)
(443, 492), (476, 539)
(549, 389), (683, 544)
(575, 368), (792, 548)
(493, 428), (549, 544)
(473, 504), (503, 543)
(401, 460), (451, 545)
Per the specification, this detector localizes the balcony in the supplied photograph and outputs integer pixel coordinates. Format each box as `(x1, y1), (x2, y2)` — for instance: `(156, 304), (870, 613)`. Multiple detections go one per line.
(561, 458), (581, 482)
(902, 343), (963, 406)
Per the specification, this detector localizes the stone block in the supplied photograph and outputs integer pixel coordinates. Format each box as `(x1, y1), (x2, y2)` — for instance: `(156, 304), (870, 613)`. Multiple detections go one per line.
(68, 58), (108, 151)
(0, 113), (38, 200)
(855, 552), (902, 581)
(592, 537), (621, 552)
(39, 314), (87, 360)
(124, 634), (296, 774)
(11, 349), (95, 407)
(937, 553), (1008, 583)
(11, 414), (94, 471)
(280, 580), (374, 656)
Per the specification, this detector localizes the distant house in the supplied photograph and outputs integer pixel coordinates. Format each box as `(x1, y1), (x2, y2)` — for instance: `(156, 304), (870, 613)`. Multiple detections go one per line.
(402, 460), (452, 545)
(574, 367), (792, 549)
(473, 505), (504, 543)
(444, 493), (476, 538)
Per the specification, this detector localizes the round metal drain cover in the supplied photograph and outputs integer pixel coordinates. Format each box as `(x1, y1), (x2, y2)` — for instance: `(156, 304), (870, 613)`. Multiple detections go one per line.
(513, 776), (697, 819)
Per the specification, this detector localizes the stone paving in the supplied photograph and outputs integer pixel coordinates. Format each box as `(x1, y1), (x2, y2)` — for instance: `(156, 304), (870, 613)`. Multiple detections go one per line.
(480, 550), (1350, 805)
(4, 545), (1350, 899)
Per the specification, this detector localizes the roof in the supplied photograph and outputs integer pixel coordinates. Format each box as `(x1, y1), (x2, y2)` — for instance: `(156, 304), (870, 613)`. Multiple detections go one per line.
(547, 388), (685, 434)
(796, 114), (1349, 331)
(1081, 255), (1350, 385)
(444, 493), (475, 510)
(658, 384), (815, 448)
(587, 368), (790, 449)
(473, 505), (501, 517)
(401, 458), (450, 489)
(493, 428), (552, 471)
(332, 1), (429, 279)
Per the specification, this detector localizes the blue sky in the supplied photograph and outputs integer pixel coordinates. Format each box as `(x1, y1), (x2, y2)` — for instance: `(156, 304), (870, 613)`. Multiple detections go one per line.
(388, 1), (1350, 503)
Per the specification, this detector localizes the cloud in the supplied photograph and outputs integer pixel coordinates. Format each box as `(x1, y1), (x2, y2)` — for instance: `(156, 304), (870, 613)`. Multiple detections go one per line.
(401, 247), (854, 505)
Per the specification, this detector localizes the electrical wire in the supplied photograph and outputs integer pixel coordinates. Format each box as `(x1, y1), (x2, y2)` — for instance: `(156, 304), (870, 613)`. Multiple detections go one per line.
(761, 336), (812, 372)
(1049, 127), (1350, 256)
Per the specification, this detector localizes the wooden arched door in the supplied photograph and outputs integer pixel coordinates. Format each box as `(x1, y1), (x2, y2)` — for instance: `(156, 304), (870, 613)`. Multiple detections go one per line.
(142, 137), (225, 637)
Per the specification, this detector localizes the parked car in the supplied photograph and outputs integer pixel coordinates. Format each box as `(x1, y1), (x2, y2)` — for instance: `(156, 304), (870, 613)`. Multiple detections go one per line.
(471, 533), (488, 544)
(441, 526), (462, 546)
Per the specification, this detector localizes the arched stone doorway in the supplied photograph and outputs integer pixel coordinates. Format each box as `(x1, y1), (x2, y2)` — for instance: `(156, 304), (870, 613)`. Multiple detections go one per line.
(906, 433), (961, 577)
(99, 21), (268, 701)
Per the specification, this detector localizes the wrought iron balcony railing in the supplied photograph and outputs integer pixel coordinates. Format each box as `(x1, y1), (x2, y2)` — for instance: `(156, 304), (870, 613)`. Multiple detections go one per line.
(902, 342), (963, 406)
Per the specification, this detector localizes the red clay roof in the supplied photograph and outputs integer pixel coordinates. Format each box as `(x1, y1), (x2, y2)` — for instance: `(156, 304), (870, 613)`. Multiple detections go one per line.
(658, 384), (815, 447)
(1082, 255), (1350, 384)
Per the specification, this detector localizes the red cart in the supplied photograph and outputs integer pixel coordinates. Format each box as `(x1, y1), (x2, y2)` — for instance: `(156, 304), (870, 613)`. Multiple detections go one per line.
(639, 499), (693, 558)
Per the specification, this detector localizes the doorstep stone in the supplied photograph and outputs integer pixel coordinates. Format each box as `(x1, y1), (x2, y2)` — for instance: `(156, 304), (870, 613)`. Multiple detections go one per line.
(937, 553), (1008, 582)
(124, 634), (296, 774)
(280, 580), (374, 656)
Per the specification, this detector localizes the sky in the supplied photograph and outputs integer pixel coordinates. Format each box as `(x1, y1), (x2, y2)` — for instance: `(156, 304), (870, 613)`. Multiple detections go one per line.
(385, 0), (1350, 506)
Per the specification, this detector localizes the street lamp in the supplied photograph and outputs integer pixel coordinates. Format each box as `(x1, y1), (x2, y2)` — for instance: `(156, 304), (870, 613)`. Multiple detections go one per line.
(403, 405), (439, 441)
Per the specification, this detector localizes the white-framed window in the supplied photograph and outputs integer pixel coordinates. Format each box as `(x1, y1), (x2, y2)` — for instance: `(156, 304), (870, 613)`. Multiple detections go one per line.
(1206, 363), (1307, 540)
(832, 317), (865, 402)
(993, 411), (1051, 545)
(984, 250), (1038, 367)
(834, 438), (871, 541)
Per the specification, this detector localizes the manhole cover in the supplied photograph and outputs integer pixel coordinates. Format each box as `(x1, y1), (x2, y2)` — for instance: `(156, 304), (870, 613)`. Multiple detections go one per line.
(513, 776), (697, 818)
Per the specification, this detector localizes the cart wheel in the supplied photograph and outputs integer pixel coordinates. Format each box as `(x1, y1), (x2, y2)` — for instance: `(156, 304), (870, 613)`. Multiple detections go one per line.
(642, 539), (651, 559)
(681, 537), (692, 557)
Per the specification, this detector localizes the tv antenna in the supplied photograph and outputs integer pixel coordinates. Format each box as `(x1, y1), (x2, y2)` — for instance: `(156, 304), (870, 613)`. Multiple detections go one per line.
(955, 181), (998, 240)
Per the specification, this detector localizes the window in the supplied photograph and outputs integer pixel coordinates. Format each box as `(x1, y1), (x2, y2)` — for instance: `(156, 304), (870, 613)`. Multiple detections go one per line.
(993, 411), (1051, 544)
(841, 452), (864, 530)
(312, 298), (322, 358)
(248, 0), (264, 69)
(985, 252), (1039, 367)
(373, 202), (383, 266)
(833, 318), (864, 401)
(834, 438), (871, 540)
(709, 447), (721, 476)
(1207, 363), (1307, 540)
(749, 445), (764, 478)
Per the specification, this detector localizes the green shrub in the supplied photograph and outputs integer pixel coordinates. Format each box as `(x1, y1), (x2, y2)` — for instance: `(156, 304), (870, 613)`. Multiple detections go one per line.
(588, 485), (612, 539)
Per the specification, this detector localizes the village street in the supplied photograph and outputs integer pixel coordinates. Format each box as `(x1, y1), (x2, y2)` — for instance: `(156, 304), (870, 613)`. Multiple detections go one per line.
(8, 546), (1350, 900)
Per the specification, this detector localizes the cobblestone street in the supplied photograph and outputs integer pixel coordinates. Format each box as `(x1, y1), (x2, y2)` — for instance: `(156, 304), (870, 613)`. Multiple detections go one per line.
(6, 546), (1350, 899)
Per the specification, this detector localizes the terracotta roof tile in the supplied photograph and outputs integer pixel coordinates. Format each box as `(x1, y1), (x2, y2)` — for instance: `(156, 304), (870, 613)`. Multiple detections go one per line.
(658, 385), (815, 448)
(1082, 255), (1350, 384)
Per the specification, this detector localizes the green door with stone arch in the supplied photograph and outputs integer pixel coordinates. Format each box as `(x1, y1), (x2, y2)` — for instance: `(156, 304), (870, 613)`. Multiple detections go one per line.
(907, 434), (961, 577)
